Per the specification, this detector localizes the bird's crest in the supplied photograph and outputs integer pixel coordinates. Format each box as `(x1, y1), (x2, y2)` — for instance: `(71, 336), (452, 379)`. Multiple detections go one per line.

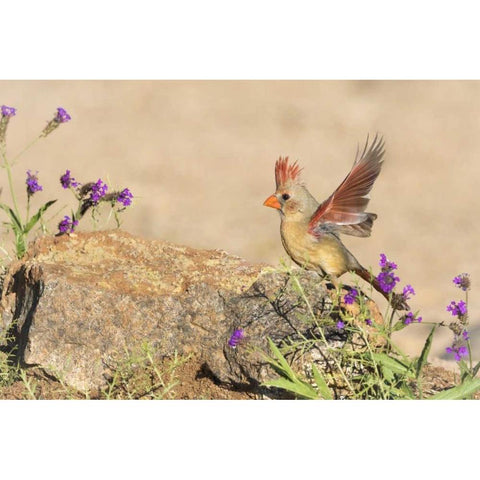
(275, 156), (302, 188)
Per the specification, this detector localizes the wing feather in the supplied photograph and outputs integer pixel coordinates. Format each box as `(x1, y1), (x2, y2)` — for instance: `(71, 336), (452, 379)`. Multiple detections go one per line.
(308, 134), (384, 236)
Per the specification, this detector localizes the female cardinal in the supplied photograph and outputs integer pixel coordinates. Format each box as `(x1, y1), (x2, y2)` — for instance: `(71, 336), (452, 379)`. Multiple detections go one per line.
(263, 135), (395, 303)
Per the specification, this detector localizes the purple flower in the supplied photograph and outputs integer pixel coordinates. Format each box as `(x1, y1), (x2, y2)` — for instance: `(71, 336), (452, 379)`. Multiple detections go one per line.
(446, 300), (467, 317)
(41, 107), (72, 137)
(336, 320), (345, 330)
(55, 107), (71, 123)
(343, 288), (358, 305)
(90, 179), (108, 203)
(453, 273), (470, 291)
(117, 188), (133, 207)
(376, 254), (400, 293)
(458, 345), (468, 358)
(402, 284), (415, 301)
(404, 311), (422, 325)
(58, 215), (78, 234)
(379, 253), (397, 271)
(0, 105), (16, 143)
(228, 329), (245, 348)
(377, 271), (400, 293)
(462, 330), (470, 341)
(1, 105), (16, 117)
(446, 345), (469, 362)
(26, 170), (43, 196)
(365, 318), (372, 326)
(60, 169), (80, 189)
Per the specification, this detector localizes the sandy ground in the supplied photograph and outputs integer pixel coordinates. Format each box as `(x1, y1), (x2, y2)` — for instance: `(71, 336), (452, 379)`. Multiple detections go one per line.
(1, 80), (478, 370)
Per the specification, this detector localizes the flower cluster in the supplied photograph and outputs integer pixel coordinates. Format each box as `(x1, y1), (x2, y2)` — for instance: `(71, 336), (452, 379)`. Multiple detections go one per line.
(445, 273), (470, 362)
(59, 170), (133, 232)
(228, 329), (245, 348)
(90, 179), (108, 204)
(41, 107), (71, 137)
(58, 215), (79, 234)
(376, 254), (417, 320)
(26, 170), (43, 197)
(446, 345), (468, 362)
(55, 107), (71, 123)
(1, 105), (16, 118)
(0, 104), (134, 242)
(403, 311), (422, 325)
(446, 300), (467, 318)
(402, 284), (415, 301)
(60, 169), (80, 189)
(377, 255), (423, 325)
(343, 288), (358, 305)
(376, 253), (400, 293)
(0, 104), (17, 144)
(117, 188), (133, 207)
(453, 273), (470, 291)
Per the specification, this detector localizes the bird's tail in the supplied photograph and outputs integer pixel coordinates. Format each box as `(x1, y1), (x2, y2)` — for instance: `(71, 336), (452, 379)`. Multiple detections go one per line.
(353, 266), (408, 310)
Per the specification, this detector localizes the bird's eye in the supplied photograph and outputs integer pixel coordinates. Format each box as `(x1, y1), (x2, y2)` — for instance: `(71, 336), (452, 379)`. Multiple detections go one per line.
(282, 193), (290, 201)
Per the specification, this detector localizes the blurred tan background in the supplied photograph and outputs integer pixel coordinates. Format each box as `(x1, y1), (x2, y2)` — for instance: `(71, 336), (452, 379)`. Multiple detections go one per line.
(1, 80), (478, 369)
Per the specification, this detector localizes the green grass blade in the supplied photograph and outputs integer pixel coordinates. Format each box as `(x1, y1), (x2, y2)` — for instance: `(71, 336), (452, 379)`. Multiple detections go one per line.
(311, 364), (333, 400)
(381, 366), (395, 383)
(14, 231), (26, 258)
(0, 202), (22, 231)
(265, 337), (298, 383)
(262, 337), (323, 399)
(472, 360), (480, 377)
(264, 377), (319, 399)
(459, 359), (471, 382)
(24, 199), (57, 234)
(416, 324), (437, 379)
(370, 352), (413, 377)
(430, 377), (480, 400)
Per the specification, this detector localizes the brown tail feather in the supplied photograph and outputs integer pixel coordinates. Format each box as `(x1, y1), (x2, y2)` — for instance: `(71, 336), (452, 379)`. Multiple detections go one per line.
(353, 267), (388, 300)
(335, 213), (377, 237)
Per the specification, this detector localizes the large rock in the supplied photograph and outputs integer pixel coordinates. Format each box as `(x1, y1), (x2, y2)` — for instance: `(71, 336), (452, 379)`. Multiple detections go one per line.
(0, 230), (382, 395)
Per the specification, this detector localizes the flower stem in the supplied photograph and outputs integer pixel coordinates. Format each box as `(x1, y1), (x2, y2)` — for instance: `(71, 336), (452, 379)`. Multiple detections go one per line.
(359, 327), (387, 400)
(26, 195), (30, 225)
(10, 136), (41, 165)
(385, 297), (397, 352)
(465, 289), (473, 371)
(0, 147), (23, 224)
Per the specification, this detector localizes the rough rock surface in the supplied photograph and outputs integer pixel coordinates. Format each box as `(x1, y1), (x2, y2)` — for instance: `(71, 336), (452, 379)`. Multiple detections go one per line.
(0, 230), (382, 395)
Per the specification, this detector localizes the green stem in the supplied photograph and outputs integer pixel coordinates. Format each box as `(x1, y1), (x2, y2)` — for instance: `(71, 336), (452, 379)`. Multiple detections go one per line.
(383, 335), (410, 364)
(10, 136), (41, 165)
(26, 195), (30, 226)
(1, 147), (23, 224)
(466, 290), (473, 371)
(386, 301), (397, 353)
(360, 328), (387, 400)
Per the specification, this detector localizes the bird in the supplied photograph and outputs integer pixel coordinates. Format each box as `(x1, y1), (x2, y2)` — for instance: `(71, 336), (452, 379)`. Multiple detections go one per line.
(263, 134), (400, 305)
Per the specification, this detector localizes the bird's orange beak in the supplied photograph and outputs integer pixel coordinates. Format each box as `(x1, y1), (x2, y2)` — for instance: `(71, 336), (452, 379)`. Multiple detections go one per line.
(263, 194), (281, 210)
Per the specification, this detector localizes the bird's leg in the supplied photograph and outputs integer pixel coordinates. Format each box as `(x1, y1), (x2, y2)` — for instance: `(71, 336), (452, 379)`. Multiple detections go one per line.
(328, 274), (344, 299)
(317, 271), (342, 297)
(315, 269), (328, 281)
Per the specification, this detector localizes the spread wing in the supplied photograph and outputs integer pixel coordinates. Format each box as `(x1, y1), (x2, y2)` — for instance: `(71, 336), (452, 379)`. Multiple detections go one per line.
(308, 134), (385, 237)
